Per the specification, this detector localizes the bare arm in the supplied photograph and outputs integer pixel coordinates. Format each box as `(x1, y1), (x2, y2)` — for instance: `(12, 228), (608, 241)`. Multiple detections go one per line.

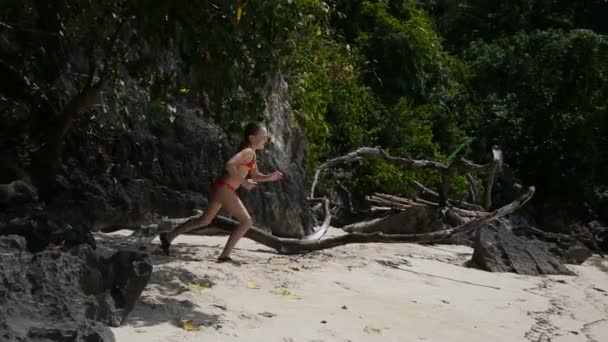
(251, 165), (283, 182)
(251, 164), (270, 182)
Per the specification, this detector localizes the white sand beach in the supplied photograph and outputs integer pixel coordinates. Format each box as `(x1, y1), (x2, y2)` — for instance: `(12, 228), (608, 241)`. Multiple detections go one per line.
(99, 229), (608, 342)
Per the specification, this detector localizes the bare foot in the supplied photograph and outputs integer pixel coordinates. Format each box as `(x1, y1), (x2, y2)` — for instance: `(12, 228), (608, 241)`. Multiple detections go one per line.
(159, 233), (171, 256)
(217, 256), (243, 266)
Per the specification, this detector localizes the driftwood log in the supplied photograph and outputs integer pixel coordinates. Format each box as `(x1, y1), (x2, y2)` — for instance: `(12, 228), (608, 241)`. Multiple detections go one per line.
(175, 187), (535, 255)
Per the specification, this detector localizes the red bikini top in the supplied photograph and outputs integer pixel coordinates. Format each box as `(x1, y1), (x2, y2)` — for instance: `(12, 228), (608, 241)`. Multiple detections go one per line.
(241, 159), (256, 169)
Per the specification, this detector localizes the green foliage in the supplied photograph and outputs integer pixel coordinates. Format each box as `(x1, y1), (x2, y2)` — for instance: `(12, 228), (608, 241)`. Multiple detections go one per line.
(283, 0), (469, 198)
(424, 0), (608, 51)
(3, 0), (608, 222)
(356, 0), (450, 103)
(285, 0), (608, 220)
(465, 28), (608, 217)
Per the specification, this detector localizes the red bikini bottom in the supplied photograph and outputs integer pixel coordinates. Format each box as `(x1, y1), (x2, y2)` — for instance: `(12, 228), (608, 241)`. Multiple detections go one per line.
(211, 178), (236, 193)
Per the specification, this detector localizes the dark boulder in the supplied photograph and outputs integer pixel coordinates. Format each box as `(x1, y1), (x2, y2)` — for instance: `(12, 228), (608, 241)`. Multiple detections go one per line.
(0, 234), (152, 342)
(471, 224), (575, 276)
(0, 204), (95, 253)
(0, 235), (115, 342)
(511, 225), (593, 265)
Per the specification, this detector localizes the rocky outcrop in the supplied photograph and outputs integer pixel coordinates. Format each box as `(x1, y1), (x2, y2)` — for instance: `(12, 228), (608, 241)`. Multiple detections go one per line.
(238, 75), (313, 237)
(50, 72), (312, 237)
(0, 204), (95, 252)
(0, 235), (115, 342)
(510, 225), (593, 265)
(71, 245), (153, 326)
(471, 223), (575, 276)
(0, 218), (152, 341)
(2, 14), (314, 237)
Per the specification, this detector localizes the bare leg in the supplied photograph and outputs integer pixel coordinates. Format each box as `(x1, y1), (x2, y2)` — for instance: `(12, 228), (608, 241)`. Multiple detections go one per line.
(159, 191), (223, 255)
(165, 200), (222, 242)
(217, 191), (252, 260)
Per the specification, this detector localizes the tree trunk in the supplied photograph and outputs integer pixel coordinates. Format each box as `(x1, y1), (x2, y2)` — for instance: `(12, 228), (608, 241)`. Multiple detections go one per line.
(187, 187), (534, 254)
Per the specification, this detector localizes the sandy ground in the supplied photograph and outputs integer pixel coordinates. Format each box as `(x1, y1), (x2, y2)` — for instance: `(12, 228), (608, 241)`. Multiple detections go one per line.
(97, 229), (608, 342)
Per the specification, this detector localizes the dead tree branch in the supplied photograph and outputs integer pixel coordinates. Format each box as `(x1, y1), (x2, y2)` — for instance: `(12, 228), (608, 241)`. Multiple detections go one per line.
(410, 180), (484, 211)
(310, 147), (503, 208)
(188, 187), (534, 255)
(303, 197), (332, 241)
(483, 148), (503, 209)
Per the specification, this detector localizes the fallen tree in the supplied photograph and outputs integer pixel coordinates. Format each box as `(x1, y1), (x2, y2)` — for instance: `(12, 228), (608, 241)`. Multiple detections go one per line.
(135, 186), (532, 256)
(128, 146), (508, 248)
(186, 186), (535, 255)
(135, 146), (598, 274)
